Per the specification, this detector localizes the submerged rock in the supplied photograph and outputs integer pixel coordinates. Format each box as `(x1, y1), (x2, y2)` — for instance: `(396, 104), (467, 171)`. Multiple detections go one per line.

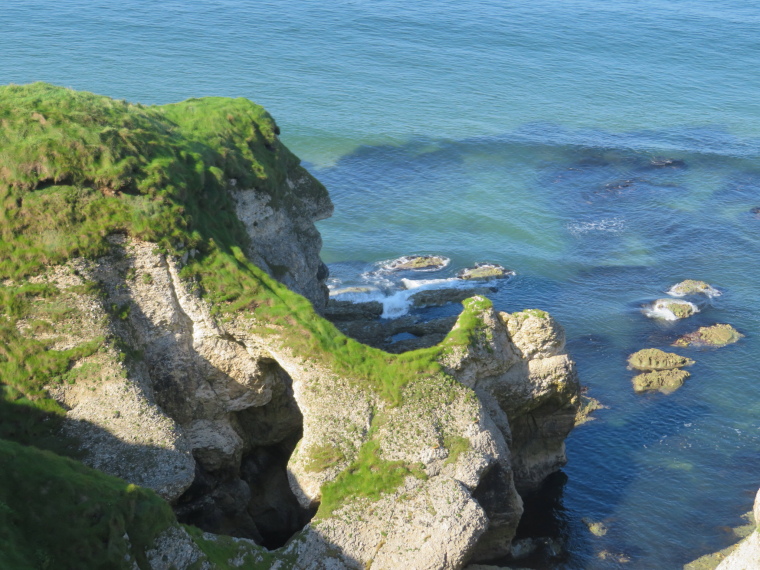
(645, 298), (699, 320)
(674, 323), (744, 347)
(458, 263), (514, 281)
(386, 254), (449, 271)
(632, 369), (690, 394)
(627, 348), (695, 371)
(409, 285), (492, 308)
(648, 158), (686, 169)
(582, 518), (608, 537)
(322, 298), (383, 321)
(598, 550), (632, 564)
(575, 395), (604, 426)
(668, 279), (721, 297)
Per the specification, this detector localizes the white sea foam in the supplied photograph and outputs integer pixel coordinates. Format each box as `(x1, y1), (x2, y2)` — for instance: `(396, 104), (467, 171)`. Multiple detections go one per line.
(329, 274), (504, 318)
(370, 255), (451, 275)
(567, 217), (625, 236)
(642, 299), (699, 321)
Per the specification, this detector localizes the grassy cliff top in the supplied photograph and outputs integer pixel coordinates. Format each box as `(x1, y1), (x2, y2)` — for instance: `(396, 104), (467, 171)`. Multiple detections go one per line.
(0, 82), (328, 280)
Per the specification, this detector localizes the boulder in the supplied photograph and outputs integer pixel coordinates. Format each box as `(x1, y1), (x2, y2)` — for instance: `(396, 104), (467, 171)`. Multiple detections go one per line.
(410, 286), (492, 308)
(668, 279), (721, 297)
(458, 263), (514, 281)
(386, 255), (449, 271)
(647, 298), (699, 320)
(674, 324), (743, 347)
(632, 369), (690, 394)
(627, 348), (694, 371)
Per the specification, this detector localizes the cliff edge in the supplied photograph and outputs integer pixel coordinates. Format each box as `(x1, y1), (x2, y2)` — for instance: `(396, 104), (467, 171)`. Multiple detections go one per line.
(0, 84), (580, 569)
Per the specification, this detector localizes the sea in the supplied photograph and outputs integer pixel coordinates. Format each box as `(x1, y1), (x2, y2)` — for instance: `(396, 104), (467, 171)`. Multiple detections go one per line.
(3, 1), (760, 567)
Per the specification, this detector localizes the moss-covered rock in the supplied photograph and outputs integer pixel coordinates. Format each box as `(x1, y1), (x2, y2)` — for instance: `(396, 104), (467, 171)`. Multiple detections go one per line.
(647, 298), (699, 320)
(668, 279), (721, 297)
(674, 324), (744, 347)
(632, 368), (690, 394)
(386, 255), (449, 271)
(458, 263), (514, 281)
(627, 348), (695, 371)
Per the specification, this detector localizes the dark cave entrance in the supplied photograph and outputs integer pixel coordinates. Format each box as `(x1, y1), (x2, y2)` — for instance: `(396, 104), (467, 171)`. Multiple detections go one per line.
(173, 362), (314, 550)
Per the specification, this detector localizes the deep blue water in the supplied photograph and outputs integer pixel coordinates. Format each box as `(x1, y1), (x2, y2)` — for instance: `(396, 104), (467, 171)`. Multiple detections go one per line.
(3, 1), (760, 567)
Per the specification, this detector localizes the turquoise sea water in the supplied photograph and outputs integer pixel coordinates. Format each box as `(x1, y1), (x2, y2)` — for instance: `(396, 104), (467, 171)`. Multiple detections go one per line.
(3, 1), (760, 567)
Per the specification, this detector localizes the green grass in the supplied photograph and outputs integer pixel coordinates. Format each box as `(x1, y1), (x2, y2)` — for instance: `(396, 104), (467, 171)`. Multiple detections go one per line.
(0, 438), (175, 570)
(304, 444), (346, 473)
(316, 441), (419, 519)
(443, 436), (471, 465)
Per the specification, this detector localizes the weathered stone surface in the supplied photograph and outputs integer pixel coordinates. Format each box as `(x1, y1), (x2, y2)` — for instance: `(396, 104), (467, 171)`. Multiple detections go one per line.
(632, 369), (690, 394)
(716, 531), (760, 570)
(504, 310), (566, 360)
(627, 348), (694, 371)
(674, 324), (744, 347)
(648, 298), (699, 319)
(386, 254), (449, 271)
(458, 263), (514, 281)
(231, 172), (333, 310)
(410, 286), (492, 308)
(668, 279), (721, 297)
(36, 242), (578, 567)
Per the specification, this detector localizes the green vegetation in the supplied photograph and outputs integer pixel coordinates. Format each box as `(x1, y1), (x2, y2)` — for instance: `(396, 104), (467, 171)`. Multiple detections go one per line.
(304, 444), (346, 473)
(443, 435), (471, 465)
(316, 441), (420, 519)
(184, 526), (294, 570)
(0, 438), (174, 570)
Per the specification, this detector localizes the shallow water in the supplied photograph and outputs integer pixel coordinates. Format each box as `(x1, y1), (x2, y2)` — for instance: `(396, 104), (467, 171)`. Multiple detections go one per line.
(3, 1), (760, 567)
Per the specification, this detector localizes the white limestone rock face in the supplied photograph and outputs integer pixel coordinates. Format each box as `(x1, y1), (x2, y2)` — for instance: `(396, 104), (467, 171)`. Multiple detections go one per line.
(231, 170), (333, 311)
(716, 531), (760, 570)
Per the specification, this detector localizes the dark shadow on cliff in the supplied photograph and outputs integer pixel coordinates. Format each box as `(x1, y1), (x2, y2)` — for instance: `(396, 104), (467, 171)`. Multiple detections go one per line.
(0, 399), (365, 568)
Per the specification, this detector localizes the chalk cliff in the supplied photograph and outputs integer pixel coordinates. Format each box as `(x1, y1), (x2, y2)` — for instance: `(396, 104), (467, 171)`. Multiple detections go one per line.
(0, 83), (580, 569)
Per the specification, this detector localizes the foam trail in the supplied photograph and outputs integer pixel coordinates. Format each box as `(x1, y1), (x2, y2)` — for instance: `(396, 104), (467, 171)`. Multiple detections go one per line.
(330, 276), (499, 318)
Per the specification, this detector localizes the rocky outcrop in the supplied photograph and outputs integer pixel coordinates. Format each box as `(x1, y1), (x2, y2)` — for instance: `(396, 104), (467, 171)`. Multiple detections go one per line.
(1, 86), (581, 569)
(458, 263), (514, 281)
(627, 348), (694, 371)
(231, 174), (333, 310)
(385, 255), (450, 271)
(632, 369), (690, 394)
(668, 279), (721, 297)
(627, 348), (694, 394)
(41, 246), (579, 568)
(645, 298), (699, 320)
(674, 324), (744, 347)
